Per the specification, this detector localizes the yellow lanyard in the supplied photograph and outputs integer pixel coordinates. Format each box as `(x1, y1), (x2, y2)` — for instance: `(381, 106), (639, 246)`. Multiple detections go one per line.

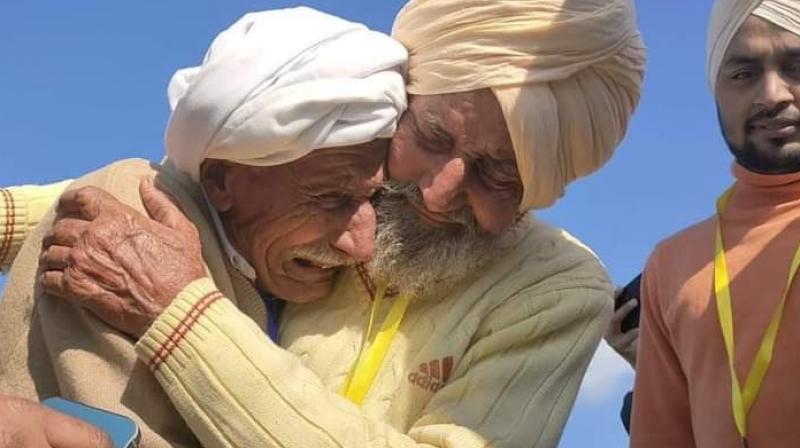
(339, 283), (411, 405)
(714, 186), (800, 445)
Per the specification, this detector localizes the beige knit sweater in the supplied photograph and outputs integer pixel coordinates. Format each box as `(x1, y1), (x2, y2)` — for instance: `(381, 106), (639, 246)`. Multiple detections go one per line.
(0, 159), (613, 447)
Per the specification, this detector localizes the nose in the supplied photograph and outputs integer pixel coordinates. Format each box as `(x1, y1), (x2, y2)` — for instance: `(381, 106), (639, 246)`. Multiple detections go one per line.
(757, 71), (794, 110)
(419, 157), (467, 213)
(332, 201), (376, 263)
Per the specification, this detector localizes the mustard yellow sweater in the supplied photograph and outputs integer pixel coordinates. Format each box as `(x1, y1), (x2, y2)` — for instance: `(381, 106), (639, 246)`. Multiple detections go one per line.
(1, 176), (612, 447)
(0, 181), (72, 272)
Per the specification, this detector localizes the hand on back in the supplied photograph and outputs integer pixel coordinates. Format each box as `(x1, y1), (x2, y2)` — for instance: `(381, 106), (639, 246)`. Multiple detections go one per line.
(39, 178), (206, 339)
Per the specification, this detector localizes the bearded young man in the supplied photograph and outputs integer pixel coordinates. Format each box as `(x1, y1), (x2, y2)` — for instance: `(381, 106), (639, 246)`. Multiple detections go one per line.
(631, 1), (800, 446)
(0, 1), (646, 447)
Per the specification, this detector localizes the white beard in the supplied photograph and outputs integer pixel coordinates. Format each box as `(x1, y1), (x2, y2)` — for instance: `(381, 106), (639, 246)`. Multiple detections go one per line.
(368, 181), (521, 299)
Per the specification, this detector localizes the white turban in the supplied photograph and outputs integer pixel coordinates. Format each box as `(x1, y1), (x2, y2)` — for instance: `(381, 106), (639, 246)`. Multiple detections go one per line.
(708, 0), (800, 95)
(392, 0), (646, 211)
(165, 8), (408, 180)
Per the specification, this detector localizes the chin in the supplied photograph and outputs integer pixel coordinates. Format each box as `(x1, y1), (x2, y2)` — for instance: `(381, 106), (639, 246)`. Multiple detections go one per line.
(271, 281), (332, 303)
(728, 137), (800, 174)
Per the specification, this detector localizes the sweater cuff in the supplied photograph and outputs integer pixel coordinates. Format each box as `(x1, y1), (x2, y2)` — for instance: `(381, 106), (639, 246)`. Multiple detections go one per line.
(0, 187), (29, 271)
(0, 180), (73, 271)
(20, 180), (73, 232)
(135, 277), (224, 373)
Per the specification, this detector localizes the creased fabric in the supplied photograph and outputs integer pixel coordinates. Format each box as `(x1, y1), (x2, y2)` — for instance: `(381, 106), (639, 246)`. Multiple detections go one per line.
(166, 7), (408, 180)
(707, 0), (800, 94)
(392, 0), (646, 210)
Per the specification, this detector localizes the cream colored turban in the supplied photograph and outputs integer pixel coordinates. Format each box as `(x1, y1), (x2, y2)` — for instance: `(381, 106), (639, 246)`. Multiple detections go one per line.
(165, 8), (408, 181)
(708, 0), (800, 95)
(392, 0), (646, 210)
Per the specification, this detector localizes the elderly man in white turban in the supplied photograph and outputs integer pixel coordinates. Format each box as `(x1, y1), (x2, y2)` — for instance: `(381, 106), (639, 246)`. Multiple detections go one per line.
(631, 1), (800, 447)
(0, 2), (646, 448)
(0, 8), (406, 447)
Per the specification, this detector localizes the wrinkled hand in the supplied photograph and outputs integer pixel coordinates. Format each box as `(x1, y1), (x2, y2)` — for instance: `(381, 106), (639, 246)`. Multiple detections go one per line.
(40, 178), (206, 339)
(604, 290), (639, 368)
(0, 395), (112, 448)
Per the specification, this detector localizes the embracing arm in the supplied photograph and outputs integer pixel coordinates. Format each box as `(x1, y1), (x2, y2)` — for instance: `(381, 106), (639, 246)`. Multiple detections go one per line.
(0, 180), (72, 271)
(134, 273), (612, 448)
(41, 181), (612, 447)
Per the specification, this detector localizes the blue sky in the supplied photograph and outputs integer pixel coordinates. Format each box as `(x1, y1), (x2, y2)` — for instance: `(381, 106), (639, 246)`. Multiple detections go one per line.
(1, 1), (732, 446)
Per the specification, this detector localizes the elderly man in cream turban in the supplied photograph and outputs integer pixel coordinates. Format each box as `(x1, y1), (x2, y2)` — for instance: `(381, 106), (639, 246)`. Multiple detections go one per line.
(388, 0), (646, 234)
(631, 1), (800, 447)
(0, 2), (644, 448)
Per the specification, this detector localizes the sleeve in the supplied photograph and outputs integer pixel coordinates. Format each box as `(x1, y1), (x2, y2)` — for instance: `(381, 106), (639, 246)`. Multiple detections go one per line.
(0, 180), (73, 271)
(629, 248), (695, 447)
(135, 276), (612, 448)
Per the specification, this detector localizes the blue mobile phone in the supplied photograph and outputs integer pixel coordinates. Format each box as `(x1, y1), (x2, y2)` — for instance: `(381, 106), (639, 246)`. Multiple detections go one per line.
(42, 397), (140, 448)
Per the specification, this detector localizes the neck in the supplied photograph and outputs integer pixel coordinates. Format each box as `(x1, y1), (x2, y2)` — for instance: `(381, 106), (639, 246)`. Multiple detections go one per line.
(733, 163), (800, 188)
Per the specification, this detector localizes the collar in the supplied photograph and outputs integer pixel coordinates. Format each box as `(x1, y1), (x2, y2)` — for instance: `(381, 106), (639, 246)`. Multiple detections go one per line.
(732, 163), (800, 189)
(203, 191), (258, 282)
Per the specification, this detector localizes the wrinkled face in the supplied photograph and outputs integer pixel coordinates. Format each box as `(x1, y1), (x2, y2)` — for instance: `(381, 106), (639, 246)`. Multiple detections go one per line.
(716, 16), (800, 174)
(202, 141), (387, 303)
(388, 89), (523, 234)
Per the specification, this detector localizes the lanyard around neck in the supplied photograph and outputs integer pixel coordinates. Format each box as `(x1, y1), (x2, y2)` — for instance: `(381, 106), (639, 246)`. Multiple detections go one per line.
(339, 283), (411, 405)
(714, 186), (800, 443)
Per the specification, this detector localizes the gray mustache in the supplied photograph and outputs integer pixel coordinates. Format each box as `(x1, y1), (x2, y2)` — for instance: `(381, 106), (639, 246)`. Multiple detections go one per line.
(290, 244), (353, 267)
(376, 180), (480, 229)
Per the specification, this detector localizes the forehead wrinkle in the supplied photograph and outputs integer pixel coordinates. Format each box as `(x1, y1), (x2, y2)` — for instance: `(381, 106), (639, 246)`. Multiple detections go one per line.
(728, 19), (800, 56)
(423, 111), (456, 147)
(460, 120), (514, 163)
(297, 171), (352, 193)
(294, 162), (379, 199)
(289, 159), (346, 189)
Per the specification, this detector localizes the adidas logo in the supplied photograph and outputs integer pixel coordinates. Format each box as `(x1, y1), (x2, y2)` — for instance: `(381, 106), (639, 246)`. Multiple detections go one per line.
(408, 356), (454, 392)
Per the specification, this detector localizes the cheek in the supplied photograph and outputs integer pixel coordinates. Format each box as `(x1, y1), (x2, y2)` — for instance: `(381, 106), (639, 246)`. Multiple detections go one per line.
(466, 185), (519, 234)
(258, 211), (340, 262)
(792, 88), (800, 113)
(717, 94), (750, 137)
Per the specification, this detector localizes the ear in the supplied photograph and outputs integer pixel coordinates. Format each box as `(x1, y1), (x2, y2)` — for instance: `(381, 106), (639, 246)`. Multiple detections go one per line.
(200, 159), (235, 213)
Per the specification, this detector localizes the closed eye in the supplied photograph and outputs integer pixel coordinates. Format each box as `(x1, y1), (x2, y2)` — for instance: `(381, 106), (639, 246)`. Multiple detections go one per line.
(412, 113), (454, 155)
(474, 158), (521, 191)
(315, 193), (352, 210)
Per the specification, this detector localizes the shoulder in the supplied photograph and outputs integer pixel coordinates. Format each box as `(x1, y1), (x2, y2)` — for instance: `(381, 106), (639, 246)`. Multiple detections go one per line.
(649, 216), (715, 268)
(66, 158), (162, 212)
(65, 158), (204, 217)
(643, 216), (715, 305)
(507, 217), (611, 296)
(474, 217), (614, 328)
